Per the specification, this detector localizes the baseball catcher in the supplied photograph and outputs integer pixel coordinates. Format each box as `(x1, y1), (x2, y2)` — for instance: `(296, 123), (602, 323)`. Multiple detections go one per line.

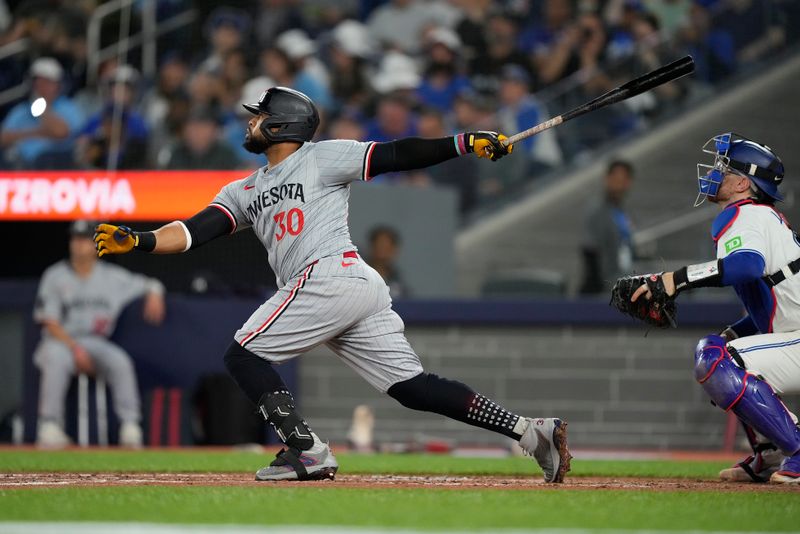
(94, 86), (571, 483)
(610, 133), (800, 484)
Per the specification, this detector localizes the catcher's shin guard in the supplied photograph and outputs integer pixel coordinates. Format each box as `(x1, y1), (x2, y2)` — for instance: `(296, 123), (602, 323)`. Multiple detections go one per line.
(695, 335), (800, 457)
(257, 390), (315, 451)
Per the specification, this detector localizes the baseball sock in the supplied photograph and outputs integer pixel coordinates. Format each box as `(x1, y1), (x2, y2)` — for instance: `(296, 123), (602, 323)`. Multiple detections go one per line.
(387, 372), (525, 440)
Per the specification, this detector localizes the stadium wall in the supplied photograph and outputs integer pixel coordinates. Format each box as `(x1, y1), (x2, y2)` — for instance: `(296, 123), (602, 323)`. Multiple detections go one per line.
(2, 282), (775, 450)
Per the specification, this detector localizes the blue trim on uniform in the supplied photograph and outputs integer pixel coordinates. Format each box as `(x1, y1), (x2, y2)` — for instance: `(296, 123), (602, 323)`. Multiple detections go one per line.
(738, 338), (800, 354)
(712, 203), (742, 241)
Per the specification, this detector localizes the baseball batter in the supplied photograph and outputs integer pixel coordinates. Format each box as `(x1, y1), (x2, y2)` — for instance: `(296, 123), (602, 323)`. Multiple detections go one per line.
(94, 87), (571, 482)
(34, 219), (165, 448)
(628, 133), (800, 484)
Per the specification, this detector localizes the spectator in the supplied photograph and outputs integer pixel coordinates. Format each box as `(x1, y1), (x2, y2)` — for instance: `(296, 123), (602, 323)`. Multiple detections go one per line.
(327, 113), (367, 141)
(579, 160), (637, 294)
(454, 0), (491, 60)
(219, 48), (251, 110)
(222, 77), (275, 169)
(198, 7), (250, 75)
(365, 92), (417, 144)
(328, 20), (374, 110)
(641, 0), (692, 38)
(366, 226), (409, 299)
(469, 12), (532, 94)
(0, 57), (83, 169)
(151, 90), (192, 168)
(496, 64), (563, 172)
(624, 12), (685, 115)
(522, 0), (576, 85)
(187, 68), (225, 111)
(254, 0), (306, 49)
(275, 29), (331, 92)
(258, 46), (333, 113)
(605, 0), (645, 61)
(367, 0), (442, 54)
(371, 51), (422, 97)
(33, 220), (165, 448)
(678, 2), (735, 84)
(416, 27), (471, 113)
(716, 0), (785, 64)
(141, 53), (191, 130)
(76, 65), (149, 170)
(416, 107), (478, 214)
(162, 107), (240, 170)
(451, 88), (496, 133)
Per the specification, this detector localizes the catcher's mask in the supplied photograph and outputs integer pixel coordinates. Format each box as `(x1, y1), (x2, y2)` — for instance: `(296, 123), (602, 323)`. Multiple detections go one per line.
(695, 132), (784, 207)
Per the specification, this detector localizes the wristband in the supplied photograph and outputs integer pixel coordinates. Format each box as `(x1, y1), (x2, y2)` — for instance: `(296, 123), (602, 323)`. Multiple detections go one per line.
(673, 260), (723, 293)
(133, 231), (156, 252)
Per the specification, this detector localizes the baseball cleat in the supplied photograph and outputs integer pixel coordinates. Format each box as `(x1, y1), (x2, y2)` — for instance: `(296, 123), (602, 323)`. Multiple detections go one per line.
(719, 447), (782, 483)
(119, 422), (144, 449)
(518, 417), (572, 483)
(769, 454), (800, 485)
(255, 441), (338, 481)
(36, 421), (71, 449)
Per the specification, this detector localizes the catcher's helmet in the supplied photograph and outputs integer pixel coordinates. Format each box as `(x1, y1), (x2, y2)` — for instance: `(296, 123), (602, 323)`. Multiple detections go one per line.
(242, 86), (320, 143)
(696, 133), (784, 206)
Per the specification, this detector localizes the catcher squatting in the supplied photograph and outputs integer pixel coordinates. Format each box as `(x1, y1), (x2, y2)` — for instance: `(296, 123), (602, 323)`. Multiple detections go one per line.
(611, 133), (800, 484)
(94, 87), (572, 483)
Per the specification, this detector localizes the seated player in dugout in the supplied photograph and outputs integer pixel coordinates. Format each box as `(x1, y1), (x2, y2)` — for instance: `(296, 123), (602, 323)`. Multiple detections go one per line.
(34, 220), (166, 448)
(94, 86), (571, 483)
(628, 133), (800, 485)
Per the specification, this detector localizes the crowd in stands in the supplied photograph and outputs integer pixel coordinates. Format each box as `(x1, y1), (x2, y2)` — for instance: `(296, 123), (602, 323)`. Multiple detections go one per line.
(0, 0), (797, 214)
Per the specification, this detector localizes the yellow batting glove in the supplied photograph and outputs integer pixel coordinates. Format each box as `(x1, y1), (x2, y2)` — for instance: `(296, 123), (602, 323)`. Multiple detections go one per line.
(94, 223), (136, 257)
(462, 131), (513, 161)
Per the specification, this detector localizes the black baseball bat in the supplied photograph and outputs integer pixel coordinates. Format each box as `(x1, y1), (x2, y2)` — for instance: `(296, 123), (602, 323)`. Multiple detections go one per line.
(502, 56), (695, 146)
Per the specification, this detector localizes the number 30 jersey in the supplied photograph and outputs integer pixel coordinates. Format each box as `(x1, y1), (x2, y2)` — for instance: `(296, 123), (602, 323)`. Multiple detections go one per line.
(212, 140), (375, 287)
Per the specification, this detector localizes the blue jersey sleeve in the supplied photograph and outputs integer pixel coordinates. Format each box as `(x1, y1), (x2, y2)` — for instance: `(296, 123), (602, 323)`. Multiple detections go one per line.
(721, 251), (765, 286)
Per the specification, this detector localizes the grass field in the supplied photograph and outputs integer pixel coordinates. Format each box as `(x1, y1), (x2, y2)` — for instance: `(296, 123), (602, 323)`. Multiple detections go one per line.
(1, 448), (798, 533)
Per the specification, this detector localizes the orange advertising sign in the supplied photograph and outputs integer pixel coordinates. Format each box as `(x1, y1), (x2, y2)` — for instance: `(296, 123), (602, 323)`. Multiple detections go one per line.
(0, 170), (249, 221)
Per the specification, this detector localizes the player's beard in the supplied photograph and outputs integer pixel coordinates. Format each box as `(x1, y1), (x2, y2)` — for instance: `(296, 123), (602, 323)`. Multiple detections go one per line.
(243, 127), (270, 154)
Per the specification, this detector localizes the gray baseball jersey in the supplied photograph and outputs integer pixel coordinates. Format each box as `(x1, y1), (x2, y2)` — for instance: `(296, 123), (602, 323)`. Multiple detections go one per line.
(34, 260), (164, 338)
(210, 140), (423, 392)
(212, 140), (375, 287)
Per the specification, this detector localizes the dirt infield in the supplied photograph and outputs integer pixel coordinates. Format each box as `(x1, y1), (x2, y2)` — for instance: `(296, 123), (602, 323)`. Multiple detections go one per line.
(1, 472), (798, 492)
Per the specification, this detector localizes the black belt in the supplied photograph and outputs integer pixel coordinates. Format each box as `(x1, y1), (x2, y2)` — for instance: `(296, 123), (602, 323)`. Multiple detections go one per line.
(762, 257), (800, 287)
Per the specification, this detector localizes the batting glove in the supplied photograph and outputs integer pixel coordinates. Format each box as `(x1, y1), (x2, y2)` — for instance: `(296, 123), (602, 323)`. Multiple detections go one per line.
(463, 131), (513, 161)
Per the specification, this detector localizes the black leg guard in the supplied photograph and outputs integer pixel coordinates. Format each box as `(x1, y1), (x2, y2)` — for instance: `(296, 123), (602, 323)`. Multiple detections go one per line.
(257, 390), (315, 451)
(388, 372), (522, 439)
(223, 341), (315, 451)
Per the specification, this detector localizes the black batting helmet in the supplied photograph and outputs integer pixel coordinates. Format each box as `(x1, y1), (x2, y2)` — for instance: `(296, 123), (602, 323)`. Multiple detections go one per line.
(242, 86), (320, 143)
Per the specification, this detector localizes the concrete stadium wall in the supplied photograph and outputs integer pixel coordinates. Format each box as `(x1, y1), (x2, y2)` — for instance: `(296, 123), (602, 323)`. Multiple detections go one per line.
(299, 325), (734, 451)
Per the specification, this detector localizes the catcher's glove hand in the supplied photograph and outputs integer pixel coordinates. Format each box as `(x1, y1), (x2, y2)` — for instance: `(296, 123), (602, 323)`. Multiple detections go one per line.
(94, 223), (136, 257)
(464, 131), (513, 161)
(610, 273), (677, 328)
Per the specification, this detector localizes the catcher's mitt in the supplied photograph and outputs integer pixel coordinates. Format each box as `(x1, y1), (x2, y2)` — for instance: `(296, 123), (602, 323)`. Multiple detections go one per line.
(610, 273), (677, 328)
